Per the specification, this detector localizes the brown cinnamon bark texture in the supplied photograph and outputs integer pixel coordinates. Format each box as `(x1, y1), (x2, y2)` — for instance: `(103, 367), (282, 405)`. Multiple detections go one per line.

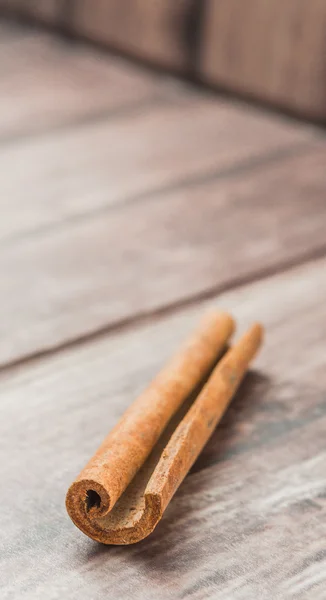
(66, 312), (263, 544)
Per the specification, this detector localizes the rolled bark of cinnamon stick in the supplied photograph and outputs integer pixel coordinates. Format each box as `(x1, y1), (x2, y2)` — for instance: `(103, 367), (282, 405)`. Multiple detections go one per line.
(66, 313), (263, 545)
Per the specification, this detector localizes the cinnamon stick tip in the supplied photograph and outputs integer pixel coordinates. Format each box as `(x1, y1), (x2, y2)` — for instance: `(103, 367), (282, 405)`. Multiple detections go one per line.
(241, 322), (264, 360)
(66, 479), (111, 530)
(251, 322), (265, 344)
(203, 309), (235, 332)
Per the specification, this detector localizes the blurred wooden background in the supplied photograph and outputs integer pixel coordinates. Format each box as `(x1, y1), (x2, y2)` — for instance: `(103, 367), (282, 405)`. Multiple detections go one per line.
(1, 0), (326, 120)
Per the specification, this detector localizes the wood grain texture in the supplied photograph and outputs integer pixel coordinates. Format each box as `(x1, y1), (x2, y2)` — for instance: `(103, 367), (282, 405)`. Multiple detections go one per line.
(3, 0), (326, 121)
(72, 0), (195, 70)
(1, 140), (326, 367)
(201, 0), (326, 121)
(1, 18), (325, 599)
(0, 259), (325, 599)
(0, 22), (158, 140)
(0, 89), (314, 242)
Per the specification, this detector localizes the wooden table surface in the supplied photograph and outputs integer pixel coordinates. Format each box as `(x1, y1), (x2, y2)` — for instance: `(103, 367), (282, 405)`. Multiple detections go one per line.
(1, 21), (325, 600)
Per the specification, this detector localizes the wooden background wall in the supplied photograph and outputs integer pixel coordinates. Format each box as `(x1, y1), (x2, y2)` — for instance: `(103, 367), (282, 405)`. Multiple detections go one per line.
(1, 0), (326, 121)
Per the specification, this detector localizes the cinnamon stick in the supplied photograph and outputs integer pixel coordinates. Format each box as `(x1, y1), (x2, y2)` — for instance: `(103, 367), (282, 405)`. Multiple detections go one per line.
(66, 314), (263, 544)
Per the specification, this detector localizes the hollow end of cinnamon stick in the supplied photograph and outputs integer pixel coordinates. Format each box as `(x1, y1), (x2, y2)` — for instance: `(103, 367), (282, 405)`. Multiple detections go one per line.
(66, 313), (263, 545)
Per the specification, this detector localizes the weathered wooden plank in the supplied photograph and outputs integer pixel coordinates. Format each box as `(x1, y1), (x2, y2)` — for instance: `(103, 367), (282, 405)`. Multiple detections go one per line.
(4, 0), (326, 122)
(3, 0), (196, 71)
(0, 90), (313, 242)
(200, 0), (326, 121)
(1, 141), (326, 366)
(163, 417), (326, 599)
(0, 23), (158, 140)
(72, 0), (195, 71)
(0, 259), (325, 599)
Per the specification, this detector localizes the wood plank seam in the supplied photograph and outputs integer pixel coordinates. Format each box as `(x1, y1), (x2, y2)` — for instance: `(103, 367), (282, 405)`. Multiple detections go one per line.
(1, 138), (315, 247)
(181, 0), (207, 76)
(0, 245), (325, 379)
(1, 258), (326, 597)
(0, 93), (164, 148)
(31, 137), (317, 233)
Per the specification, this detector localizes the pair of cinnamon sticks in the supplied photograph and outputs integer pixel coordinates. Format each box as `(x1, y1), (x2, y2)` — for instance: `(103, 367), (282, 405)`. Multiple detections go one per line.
(66, 311), (263, 545)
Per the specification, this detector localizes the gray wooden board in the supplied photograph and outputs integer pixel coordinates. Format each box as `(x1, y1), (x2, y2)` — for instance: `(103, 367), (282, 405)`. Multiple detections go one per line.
(0, 22), (158, 140)
(0, 142), (326, 366)
(0, 89), (313, 242)
(0, 259), (326, 599)
(200, 0), (326, 121)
